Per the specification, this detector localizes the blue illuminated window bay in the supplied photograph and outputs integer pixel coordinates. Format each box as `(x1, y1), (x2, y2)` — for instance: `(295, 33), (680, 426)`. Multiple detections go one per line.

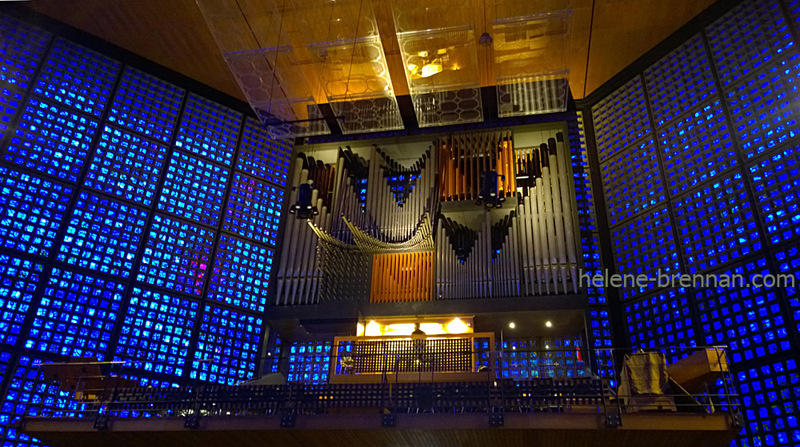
(238, 117), (292, 187)
(224, 173), (283, 246)
(659, 99), (737, 197)
(726, 57), (800, 161)
(0, 14), (50, 90)
(85, 125), (169, 206)
(157, 151), (230, 227)
(644, 34), (716, 128)
(706, 0), (795, 87)
(34, 38), (119, 117)
(748, 142), (800, 244)
(673, 171), (761, 273)
(0, 166), (73, 257)
(27, 267), (125, 361)
(286, 341), (331, 384)
(600, 138), (664, 226)
(57, 191), (148, 278)
(591, 76), (651, 162)
(114, 287), (199, 377)
(612, 206), (678, 300)
(0, 86), (23, 141)
(209, 234), (273, 313)
(190, 304), (262, 385)
(137, 214), (214, 296)
(175, 94), (241, 166)
(108, 66), (184, 143)
(0, 254), (43, 346)
(6, 98), (99, 183)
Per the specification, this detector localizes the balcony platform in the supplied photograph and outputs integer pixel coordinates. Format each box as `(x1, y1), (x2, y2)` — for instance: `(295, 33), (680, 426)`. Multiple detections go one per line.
(23, 411), (737, 447)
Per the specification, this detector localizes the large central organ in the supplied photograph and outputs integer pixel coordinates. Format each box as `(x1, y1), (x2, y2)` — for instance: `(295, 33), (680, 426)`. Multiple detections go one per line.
(274, 125), (580, 306)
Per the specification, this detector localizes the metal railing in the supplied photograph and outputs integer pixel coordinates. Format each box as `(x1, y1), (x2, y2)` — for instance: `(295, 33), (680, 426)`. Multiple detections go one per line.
(21, 345), (740, 431)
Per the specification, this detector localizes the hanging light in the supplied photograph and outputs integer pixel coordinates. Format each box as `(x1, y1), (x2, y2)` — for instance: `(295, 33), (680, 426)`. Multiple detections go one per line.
(289, 180), (319, 219)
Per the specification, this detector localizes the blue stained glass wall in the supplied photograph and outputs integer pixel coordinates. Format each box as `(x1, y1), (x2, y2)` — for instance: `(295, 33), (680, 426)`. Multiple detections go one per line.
(588, 1), (800, 445)
(0, 10), (292, 446)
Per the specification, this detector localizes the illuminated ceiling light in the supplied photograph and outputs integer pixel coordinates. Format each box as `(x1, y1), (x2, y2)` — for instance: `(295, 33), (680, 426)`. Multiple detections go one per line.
(365, 320), (381, 336)
(417, 51), (428, 57)
(356, 323), (365, 337)
(420, 63), (443, 78)
(445, 318), (469, 334)
(545, 320), (552, 328)
(545, 344), (550, 350)
(508, 322), (516, 329)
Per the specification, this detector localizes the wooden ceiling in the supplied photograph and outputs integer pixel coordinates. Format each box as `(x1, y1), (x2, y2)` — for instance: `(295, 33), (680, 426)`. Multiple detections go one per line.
(20, 0), (717, 102)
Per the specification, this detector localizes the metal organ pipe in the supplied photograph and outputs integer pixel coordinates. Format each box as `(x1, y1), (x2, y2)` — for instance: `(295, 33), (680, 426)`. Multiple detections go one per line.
(548, 138), (568, 294)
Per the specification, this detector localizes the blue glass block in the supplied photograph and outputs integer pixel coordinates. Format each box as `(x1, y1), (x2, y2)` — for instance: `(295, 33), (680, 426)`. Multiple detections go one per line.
(729, 359), (800, 447)
(107, 66), (184, 143)
(644, 34), (717, 128)
(114, 287), (199, 377)
(175, 94), (241, 166)
(190, 304), (262, 385)
(137, 214), (214, 296)
(726, 57), (800, 160)
(209, 234), (273, 313)
(34, 38), (120, 117)
(26, 267), (125, 360)
(84, 125), (169, 206)
(157, 151), (230, 227)
(624, 288), (695, 364)
(0, 355), (85, 447)
(237, 117), (292, 187)
(575, 112), (597, 232)
(582, 234), (605, 303)
(773, 245), (800, 335)
(223, 172), (283, 246)
(0, 254), (43, 346)
(706, 0), (795, 88)
(0, 86), (23, 141)
(0, 166), (73, 257)
(5, 98), (100, 183)
(591, 76), (651, 162)
(587, 308), (615, 382)
(0, 14), (50, 90)
(600, 138), (664, 226)
(118, 372), (180, 389)
(659, 98), (737, 197)
(673, 170), (761, 274)
(612, 206), (678, 300)
(695, 257), (788, 363)
(748, 142), (800, 245)
(57, 191), (148, 279)
(285, 341), (332, 384)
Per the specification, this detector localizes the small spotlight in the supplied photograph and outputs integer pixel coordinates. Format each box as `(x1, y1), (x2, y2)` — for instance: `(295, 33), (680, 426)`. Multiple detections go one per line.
(545, 344), (550, 350)
(545, 321), (552, 328)
(508, 322), (516, 329)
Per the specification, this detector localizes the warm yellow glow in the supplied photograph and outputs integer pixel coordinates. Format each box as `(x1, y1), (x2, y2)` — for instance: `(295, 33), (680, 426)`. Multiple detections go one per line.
(445, 318), (469, 334)
(356, 323), (365, 337)
(365, 320), (381, 336)
(417, 51), (428, 57)
(545, 320), (553, 328)
(509, 322), (516, 329)
(383, 323), (416, 336)
(407, 63), (418, 75)
(420, 64), (443, 78)
(420, 323), (446, 334)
